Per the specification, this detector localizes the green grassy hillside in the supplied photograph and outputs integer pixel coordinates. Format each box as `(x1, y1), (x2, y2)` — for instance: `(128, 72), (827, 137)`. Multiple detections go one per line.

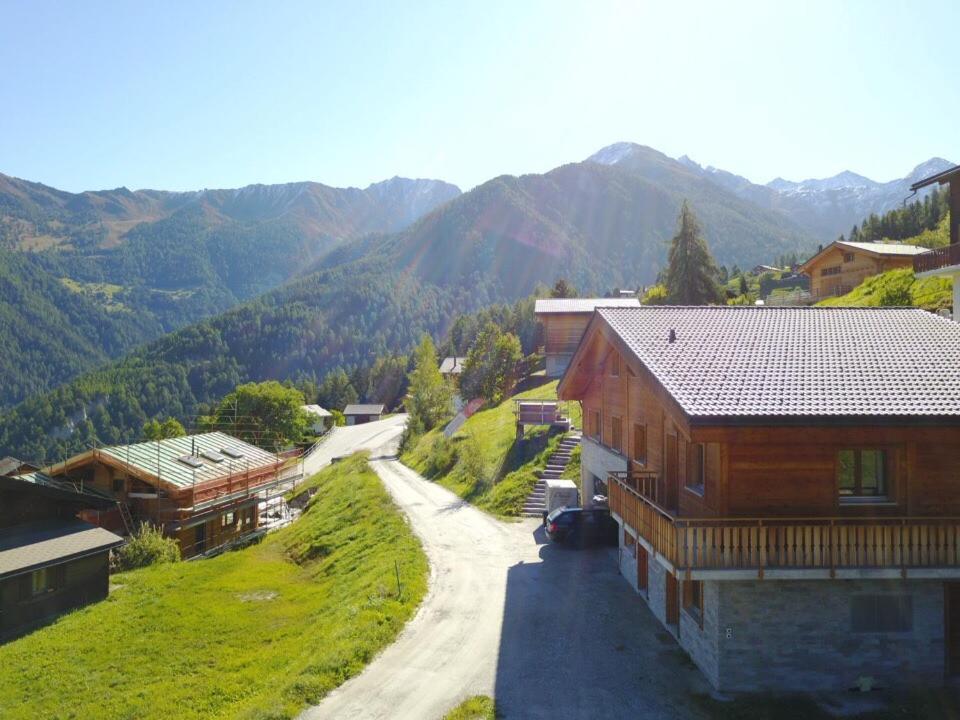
(0, 454), (427, 720)
(402, 379), (581, 516)
(816, 267), (952, 312)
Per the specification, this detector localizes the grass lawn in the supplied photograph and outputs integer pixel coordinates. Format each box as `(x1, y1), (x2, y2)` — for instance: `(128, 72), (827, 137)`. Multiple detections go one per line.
(817, 268), (952, 312)
(442, 695), (497, 720)
(401, 378), (582, 517)
(0, 454), (427, 720)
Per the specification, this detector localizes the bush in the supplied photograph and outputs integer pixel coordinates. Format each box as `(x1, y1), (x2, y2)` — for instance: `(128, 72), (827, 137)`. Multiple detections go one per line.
(425, 434), (458, 477)
(116, 523), (181, 571)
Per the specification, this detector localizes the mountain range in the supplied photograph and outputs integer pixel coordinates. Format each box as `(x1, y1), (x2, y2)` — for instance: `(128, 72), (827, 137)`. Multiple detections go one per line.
(0, 143), (952, 460)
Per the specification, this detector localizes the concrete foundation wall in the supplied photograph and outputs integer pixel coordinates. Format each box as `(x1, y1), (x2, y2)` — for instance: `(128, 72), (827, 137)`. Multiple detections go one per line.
(716, 579), (945, 692)
(647, 558), (668, 627)
(545, 354), (573, 378)
(580, 437), (628, 508)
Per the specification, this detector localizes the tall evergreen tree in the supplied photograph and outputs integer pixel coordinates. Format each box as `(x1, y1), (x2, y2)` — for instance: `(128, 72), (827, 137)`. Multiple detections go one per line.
(405, 335), (451, 431)
(663, 201), (725, 305)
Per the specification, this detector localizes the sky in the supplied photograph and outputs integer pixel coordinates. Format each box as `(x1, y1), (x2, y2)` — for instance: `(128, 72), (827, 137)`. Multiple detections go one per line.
(1, 0), (958, 194)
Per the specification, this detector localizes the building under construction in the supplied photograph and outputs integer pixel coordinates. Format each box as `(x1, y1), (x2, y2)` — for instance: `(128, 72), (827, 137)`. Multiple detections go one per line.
(28, 432), (301, 558)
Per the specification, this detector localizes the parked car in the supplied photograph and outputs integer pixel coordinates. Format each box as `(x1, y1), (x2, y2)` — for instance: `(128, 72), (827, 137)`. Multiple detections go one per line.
(544, 506), (618, 547)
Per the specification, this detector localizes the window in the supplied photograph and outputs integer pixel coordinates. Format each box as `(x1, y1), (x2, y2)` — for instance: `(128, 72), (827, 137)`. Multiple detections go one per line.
(222, 512), (236, 527)
(632, 424), (647, 464)
(30, 566), (61, 596)
(591, 410), (601, 441)
(838, 449), (888, 501)
(683, 580), (704, 626)
(843, 252), (855, 263)
(611, 416), (623, 453)
(610, 353), (620, 377)
(686, 443), (705, 494)
(821, 265), (842, 277)
(851, 595), (912, 632)
(112, 478), (124, 493)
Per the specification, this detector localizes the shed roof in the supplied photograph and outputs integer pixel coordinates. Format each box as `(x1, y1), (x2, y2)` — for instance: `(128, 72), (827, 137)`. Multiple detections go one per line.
(89, 432), (278, 490)
(571, 306), (960, 423)
(534, 297), (640, 315)
(0, 520), (123, 579)
(343, 404), (385, 415)
(302, 404), (332, 418)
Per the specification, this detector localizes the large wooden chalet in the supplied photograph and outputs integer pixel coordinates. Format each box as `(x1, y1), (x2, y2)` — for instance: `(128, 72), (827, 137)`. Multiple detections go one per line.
(559, 305), (960, 691)
(534, 297), (639, 377)
(37, 432), (287, 558)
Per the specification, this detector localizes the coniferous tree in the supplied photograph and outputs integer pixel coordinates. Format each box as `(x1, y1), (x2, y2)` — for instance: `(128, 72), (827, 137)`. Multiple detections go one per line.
(662, 201), (725, 305)
(405, 335), (452, 431)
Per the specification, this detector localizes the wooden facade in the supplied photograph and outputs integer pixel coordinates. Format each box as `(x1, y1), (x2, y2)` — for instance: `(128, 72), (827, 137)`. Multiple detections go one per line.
(561, 322), (960, 578)
(800, 242), (922, 299)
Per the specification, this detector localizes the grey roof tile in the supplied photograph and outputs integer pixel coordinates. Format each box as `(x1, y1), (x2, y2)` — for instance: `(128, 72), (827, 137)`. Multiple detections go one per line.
(534, 297), (640, 314)
(343, 404), (385, 415)
(597, 306), (960, 420)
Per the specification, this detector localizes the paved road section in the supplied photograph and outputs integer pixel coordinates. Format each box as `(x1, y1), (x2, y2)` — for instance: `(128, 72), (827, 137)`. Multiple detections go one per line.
(301, 425), (710, 720)
(300, 415), (408, 478)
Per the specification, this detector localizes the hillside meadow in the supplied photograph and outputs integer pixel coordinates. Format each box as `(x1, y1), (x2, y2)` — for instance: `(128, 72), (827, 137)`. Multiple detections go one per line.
(0, 454), (427, 720)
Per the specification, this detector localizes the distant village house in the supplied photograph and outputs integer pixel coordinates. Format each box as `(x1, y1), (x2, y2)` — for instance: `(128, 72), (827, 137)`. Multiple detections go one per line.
(343, 404), (385, 425)
(799, 240), (928, 300)
(534, 297), (640, 378)
(302, 404), (333, 434)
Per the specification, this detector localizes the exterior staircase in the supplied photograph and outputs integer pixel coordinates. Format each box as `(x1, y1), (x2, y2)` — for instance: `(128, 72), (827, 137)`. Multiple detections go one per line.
(521, 431), (581, 518)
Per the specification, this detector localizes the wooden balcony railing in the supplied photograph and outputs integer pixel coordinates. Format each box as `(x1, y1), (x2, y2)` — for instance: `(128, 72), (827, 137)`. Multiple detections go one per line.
(609, 473), (960, 575)
(914, 243), (960, 274)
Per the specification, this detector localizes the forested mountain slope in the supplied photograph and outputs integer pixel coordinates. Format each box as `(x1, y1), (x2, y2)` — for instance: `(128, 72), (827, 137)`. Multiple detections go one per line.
(0, 174), (459, 409)
(323, 158), (818, 292)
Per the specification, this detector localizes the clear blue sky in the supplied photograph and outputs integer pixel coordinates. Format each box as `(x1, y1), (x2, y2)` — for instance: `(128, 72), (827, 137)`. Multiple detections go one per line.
(1, 0), (957, 193)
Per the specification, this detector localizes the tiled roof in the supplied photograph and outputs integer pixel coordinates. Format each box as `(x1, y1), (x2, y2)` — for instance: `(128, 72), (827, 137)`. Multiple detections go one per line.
(835, 241), (929, 256)
(0, 520), (123, 578)
(597, 306), (960, 420)
(534, 297), (640, 314)
(95, 432), (279, 490)
(343, 404), (385, 415)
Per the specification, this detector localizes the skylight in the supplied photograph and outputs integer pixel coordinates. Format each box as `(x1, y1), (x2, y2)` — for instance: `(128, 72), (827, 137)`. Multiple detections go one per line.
(220, 447), (245, 459)
(201, 450), (225, 463)
(177, 455), (204, 469)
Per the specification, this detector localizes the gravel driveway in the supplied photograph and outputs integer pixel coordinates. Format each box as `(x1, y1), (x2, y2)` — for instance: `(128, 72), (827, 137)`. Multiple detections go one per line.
(300, 430), (710, 720)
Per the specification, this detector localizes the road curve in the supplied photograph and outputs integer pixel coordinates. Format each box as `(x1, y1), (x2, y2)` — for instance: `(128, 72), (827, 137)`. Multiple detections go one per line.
(300, 415), (408, 478)
(300, 448), (516, 720)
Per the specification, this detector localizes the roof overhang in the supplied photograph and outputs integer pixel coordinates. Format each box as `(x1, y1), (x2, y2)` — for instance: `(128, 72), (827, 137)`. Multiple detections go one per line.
(911, 164), (960, 191)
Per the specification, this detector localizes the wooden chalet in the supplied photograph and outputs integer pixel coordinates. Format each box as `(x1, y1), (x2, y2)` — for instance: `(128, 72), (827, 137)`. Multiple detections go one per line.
(439, 357), (466, 378)
(534, 297), (639, 377)
(799, 240), (928, 300)
(559, 305), (960, 691)
(1, 473), (122, 641)
(912, 163), (960, 313)
(39, 432), (288, 558)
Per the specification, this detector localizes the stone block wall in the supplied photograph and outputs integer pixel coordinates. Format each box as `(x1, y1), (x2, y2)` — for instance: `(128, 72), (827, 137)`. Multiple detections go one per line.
(679, 581), (721, 689)
(716, 579), (945, 692)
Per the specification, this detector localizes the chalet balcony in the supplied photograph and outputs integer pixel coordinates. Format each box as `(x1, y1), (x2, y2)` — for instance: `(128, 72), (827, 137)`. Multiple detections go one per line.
(608, 472), (960, 579)
(914, 243), (960, 275)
